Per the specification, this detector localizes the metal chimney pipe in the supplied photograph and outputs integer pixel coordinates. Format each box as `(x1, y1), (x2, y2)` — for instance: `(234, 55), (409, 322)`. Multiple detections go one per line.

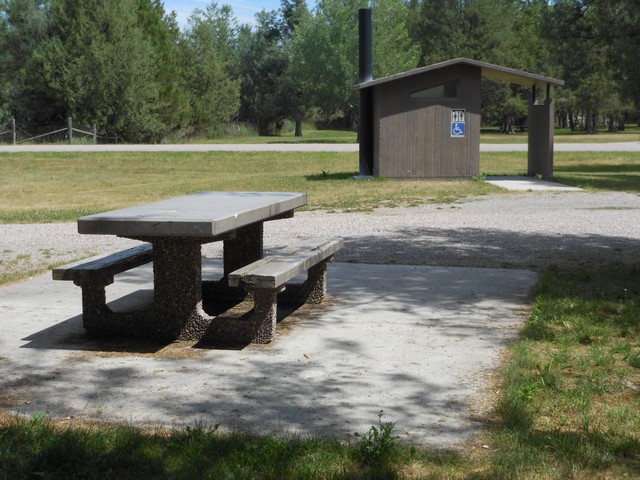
(358, 8), (374, 177)
(358, 8), (373, 83)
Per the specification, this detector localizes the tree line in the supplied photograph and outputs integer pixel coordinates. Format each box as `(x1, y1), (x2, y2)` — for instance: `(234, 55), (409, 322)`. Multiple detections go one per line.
(0, 0), (638, 142)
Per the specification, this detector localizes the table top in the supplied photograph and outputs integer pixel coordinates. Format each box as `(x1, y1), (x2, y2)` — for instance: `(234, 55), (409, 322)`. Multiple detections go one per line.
(78, 191), (307, 237)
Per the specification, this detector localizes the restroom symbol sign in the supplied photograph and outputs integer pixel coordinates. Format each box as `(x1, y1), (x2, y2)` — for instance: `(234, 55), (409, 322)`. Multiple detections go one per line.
(452, 109), (465, 123)
(451, 109), (466, 137)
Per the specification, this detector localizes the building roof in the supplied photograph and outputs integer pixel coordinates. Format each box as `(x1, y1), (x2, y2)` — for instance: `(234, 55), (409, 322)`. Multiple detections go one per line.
(355, 57), (564, 89)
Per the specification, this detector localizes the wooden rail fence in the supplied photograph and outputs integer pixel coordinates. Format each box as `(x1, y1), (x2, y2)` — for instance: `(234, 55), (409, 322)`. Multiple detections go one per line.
(0, 117), (116, 145)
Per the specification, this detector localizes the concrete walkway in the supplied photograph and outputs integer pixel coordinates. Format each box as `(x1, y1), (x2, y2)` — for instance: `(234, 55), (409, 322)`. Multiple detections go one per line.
(0, 260), (536, 447)
(485, 176), (583, 191)
(0, 141), (638, 153)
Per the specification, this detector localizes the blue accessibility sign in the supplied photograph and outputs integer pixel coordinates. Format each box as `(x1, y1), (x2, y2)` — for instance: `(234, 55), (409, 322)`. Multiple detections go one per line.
(451, 122), (465, 137)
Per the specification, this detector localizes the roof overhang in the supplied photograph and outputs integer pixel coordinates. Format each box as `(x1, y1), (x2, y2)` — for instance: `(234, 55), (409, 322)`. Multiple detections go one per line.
(355, 57), (564, 90)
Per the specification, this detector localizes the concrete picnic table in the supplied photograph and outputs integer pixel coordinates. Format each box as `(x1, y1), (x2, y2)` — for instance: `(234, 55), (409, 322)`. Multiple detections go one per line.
(72, 191), (307, 342)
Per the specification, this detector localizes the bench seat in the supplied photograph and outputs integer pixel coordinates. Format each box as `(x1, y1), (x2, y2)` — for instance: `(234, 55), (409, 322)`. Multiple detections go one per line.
(52, 243), (153, 283)
(227, 237), (343, 343)
(52, 244), (154, 329)
(228, 237), (343, 289)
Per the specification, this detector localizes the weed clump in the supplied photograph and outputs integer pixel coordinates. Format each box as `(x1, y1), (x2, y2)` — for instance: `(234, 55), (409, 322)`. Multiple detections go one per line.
(354, 410), (400, 465)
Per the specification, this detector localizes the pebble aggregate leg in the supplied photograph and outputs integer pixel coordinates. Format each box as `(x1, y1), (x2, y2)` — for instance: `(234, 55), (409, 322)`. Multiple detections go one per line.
(152, 238), (210, 341)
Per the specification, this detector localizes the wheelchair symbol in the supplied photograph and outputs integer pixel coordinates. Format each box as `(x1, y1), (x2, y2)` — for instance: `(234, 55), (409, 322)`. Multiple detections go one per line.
(451, 122), (465, 137)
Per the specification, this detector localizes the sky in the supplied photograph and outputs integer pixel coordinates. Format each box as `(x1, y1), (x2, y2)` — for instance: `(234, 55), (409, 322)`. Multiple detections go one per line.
(163, 0), (282, 28)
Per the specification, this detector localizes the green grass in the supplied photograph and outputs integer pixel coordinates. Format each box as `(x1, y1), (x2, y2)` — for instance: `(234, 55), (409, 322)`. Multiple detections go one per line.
(0, 413), (468, 479)
(2, 262), (639, 479)
(178, 125), (639, 145)
(7, 125), (638, 146)
(151, 124), (640, 145)
(480, 126), (640, 144)
(221, 124), (635, 145)
(2, 150), (640, 225)
(481, 151), (640, 192)
(490, 262), (640, 479)
(165, 123), (359, 144)
(0, 151), (500, 223)
(213, 126), (358, 144)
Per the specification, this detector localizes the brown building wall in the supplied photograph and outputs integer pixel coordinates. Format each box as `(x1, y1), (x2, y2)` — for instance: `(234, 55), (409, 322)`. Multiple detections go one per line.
(372, 64), (481, 178)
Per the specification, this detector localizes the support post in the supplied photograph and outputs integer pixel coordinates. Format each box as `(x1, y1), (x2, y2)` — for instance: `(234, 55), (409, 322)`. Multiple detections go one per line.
(93, 124), (97, 144)
(528, 90), (555, 181)
(11, 117), (16, 145)
(67, 117), (73, 144)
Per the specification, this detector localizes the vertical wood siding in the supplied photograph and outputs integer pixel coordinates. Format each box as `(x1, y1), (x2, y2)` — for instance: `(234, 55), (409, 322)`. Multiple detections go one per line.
(373, 64), (481, 178)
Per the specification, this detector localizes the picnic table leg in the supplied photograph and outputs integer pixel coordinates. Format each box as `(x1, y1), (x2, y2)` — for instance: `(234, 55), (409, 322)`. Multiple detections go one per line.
(201, 222), (265, 304)
(152, 238), (210, 340)
(223, 222), (263, 276)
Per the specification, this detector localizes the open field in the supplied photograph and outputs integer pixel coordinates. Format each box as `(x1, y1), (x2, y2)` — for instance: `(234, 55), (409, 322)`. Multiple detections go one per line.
(480, 126), (640, 144)
(0, 150), (499, 223)
(170, 125), (639, 145)
(4, 125), (636, 147)
(198, 125), (358, 144)
(1, 150), (639, 223)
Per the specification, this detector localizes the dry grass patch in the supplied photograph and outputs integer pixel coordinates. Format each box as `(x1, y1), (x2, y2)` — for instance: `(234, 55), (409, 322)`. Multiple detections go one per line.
(0, 151), (499, 223)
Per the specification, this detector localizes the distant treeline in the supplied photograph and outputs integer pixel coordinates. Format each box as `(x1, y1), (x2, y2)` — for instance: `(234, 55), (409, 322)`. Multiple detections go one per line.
(1, 0), (638, 142)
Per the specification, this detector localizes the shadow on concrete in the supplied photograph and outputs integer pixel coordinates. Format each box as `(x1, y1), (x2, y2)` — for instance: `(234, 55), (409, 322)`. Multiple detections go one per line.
(20, 309), (165, 354)
(333, 227), (640, 270)
(3, 257), (534, 444)
(3, 224), (637, 444)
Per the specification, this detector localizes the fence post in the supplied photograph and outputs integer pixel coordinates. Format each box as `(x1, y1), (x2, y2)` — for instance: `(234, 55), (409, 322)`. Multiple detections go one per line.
(12, 117), (16, 145)
(93, 124), (97, 144)
(67, 117), (73, 144)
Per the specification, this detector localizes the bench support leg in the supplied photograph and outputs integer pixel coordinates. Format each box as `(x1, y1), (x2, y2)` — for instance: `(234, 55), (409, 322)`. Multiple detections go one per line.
(249, 286), (285, 343)
(74, 277), (113, 334)
(203, 285), (284, 345)
(281, 256), (332, 305)
(305, 257), (330, 304)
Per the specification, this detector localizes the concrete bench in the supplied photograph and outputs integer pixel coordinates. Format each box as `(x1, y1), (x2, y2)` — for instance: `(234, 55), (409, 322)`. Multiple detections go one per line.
(52, 244), (153, 320)
(228, 237), (343, 343)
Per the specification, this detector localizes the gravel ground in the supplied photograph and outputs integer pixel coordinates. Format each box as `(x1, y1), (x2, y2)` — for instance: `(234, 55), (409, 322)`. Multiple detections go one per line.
(2, 190), (640, 279)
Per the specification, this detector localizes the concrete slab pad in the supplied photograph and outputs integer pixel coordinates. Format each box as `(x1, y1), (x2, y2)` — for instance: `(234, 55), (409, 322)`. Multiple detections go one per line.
(0, 261), (536, 447)
(485, 176), (582, 191)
